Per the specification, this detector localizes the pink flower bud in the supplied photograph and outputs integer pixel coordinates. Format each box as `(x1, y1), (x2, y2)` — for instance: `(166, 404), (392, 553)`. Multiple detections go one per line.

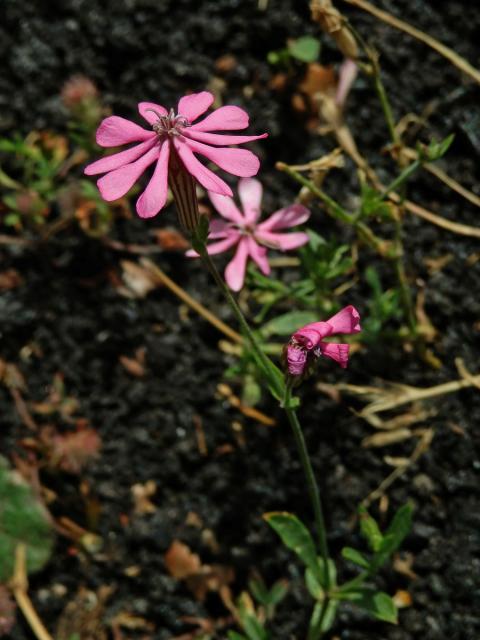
(283, 306), (361, 378)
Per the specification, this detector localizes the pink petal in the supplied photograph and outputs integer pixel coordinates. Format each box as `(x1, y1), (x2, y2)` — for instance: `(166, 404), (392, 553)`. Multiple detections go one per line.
(84, 138), (156, 175)
(257, 204), (311, 231)
(335, 59), (358, 108)
(293, 322), (332, 348)
(206, 233), (241, 255)
(96, 146), (160, 201)
(96, 116), (153, 147)
(209, 218), (231, 238)
(184, 138), (260, 178)
(138, 102), (168, 125)
(136, 141), (170, 218)
(238, 177), (263, 224)
(247, 236), (270, 275)
(286, 344), (308, 376)
(186, 231), (240, 258)
(255, 230), (309, 251)
(190, 105), (250, 131)
(173, 138), (233, 197)
(209, 192), (244, 223)
(183, 129), (268, 146)
(177, 92), (214, 122)
(320, 342), (350, 368)
(225, 238), (249, 291)
(326, 305), (361, 335)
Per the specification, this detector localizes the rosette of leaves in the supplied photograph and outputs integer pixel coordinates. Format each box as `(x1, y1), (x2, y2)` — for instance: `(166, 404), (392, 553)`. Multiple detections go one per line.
(0, 456), (54, 581)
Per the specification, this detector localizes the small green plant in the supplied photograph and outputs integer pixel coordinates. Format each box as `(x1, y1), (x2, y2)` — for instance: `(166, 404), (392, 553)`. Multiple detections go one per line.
(228, 578), (288, 640)
(268, 35), (320, 66)
(265, 504), (412, 637)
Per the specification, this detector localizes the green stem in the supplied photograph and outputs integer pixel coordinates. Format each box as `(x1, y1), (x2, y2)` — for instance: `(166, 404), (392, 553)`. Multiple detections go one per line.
(283, 384), (331, 591)
(373, 70), (400, 146)
(198, 249), (283, 392)
(380, 159), (421, 201)
(276, 163), (353, 224)
(393, 217), (417, 337)
(196, 229), (332, 616)
(277, 163), (388, 256)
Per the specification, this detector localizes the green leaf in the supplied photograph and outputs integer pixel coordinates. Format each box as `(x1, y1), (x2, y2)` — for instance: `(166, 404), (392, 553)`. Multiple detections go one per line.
(423, 133), (455, 162)
(358, 507), (383, 553)
(264, 512), (322, 585)
(288, 36), (320, 62)
(0, 456), (55, 581)
(242, 615), (268, 640)
(341, 546), (370, 569)
(242, 374), (262, 407)
(307, 599), (338, 639)
(306, 557), (337, 597)
(228, 632), (249, 640)
(3, 213), (21, 227)
(268, 579), (289, 605)
(248, 578), (270, 605)
(342, 588), (398, 624)
(261, 310), (318, 338)
(375, 503), (413, 564)
(360, 184), (392, 219)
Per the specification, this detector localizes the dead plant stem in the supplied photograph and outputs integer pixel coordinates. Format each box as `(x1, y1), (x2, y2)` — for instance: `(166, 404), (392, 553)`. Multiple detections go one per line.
(10, 545), (54, 640)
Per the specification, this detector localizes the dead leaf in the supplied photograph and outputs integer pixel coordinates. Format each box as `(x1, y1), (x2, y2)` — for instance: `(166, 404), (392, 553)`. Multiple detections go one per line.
(131, 481), (157, 515)
(56, 586), (113, 640)
(393, 553), (418, 580)
(119, 260), (159, 298)
(152, 228), (190, 251)
(362, 428), (413, 448)
(164, 541), (234, 602)
(393, 589), (413, 608)
(119, 348), (146, 378)
(40, 425), (101, 473)
(110, 611), (154, 632)
(165, 541), (202, 580)
(215, 54), (237, 74)
(0, 269), (22, 291)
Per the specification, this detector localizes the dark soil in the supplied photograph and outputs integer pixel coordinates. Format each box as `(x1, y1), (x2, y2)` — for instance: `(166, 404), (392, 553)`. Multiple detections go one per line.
(1, 1), (479, 639)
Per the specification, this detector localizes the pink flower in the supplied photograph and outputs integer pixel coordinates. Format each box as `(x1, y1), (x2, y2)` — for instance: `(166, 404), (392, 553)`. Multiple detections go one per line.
(84, 91), (267, 229)
(187, 177), (311, 291)
(284, 306), (361, 377)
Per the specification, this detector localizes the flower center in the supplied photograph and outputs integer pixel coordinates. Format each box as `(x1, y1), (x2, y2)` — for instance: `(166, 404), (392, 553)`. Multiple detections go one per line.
(149, 108), (191, 137)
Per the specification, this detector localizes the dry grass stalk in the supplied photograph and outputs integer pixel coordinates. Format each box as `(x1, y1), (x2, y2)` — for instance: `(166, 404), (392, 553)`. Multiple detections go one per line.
(341, 0), (480, 85)
(9, 545), (54, 640)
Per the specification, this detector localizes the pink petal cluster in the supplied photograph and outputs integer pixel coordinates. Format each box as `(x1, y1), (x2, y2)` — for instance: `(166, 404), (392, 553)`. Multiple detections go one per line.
(84, 91), (267, 224)
(285, 306), (361, 377)
(187, 177), (311, 291)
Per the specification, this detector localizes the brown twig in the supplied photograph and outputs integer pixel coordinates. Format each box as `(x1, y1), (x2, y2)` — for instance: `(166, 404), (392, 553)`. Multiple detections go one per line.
(140, 258), (243, 344)
(341, 0), (480, 85)
(9, 545), (54, 640)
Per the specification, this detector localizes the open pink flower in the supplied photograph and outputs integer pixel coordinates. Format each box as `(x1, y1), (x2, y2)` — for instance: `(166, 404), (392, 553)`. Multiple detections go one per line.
(187, 177), (311, 291)
(84, 92), (267, 229)
(284, 306), (361, 377)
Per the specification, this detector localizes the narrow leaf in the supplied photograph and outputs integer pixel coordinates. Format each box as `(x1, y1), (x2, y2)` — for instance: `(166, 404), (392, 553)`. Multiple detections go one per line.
(358, 506), (383, 552)
(261, 310), (318, 338)
(264, 512), (321, 584)
(344, 588), (398, 624)
(341, 546), (370, 569)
